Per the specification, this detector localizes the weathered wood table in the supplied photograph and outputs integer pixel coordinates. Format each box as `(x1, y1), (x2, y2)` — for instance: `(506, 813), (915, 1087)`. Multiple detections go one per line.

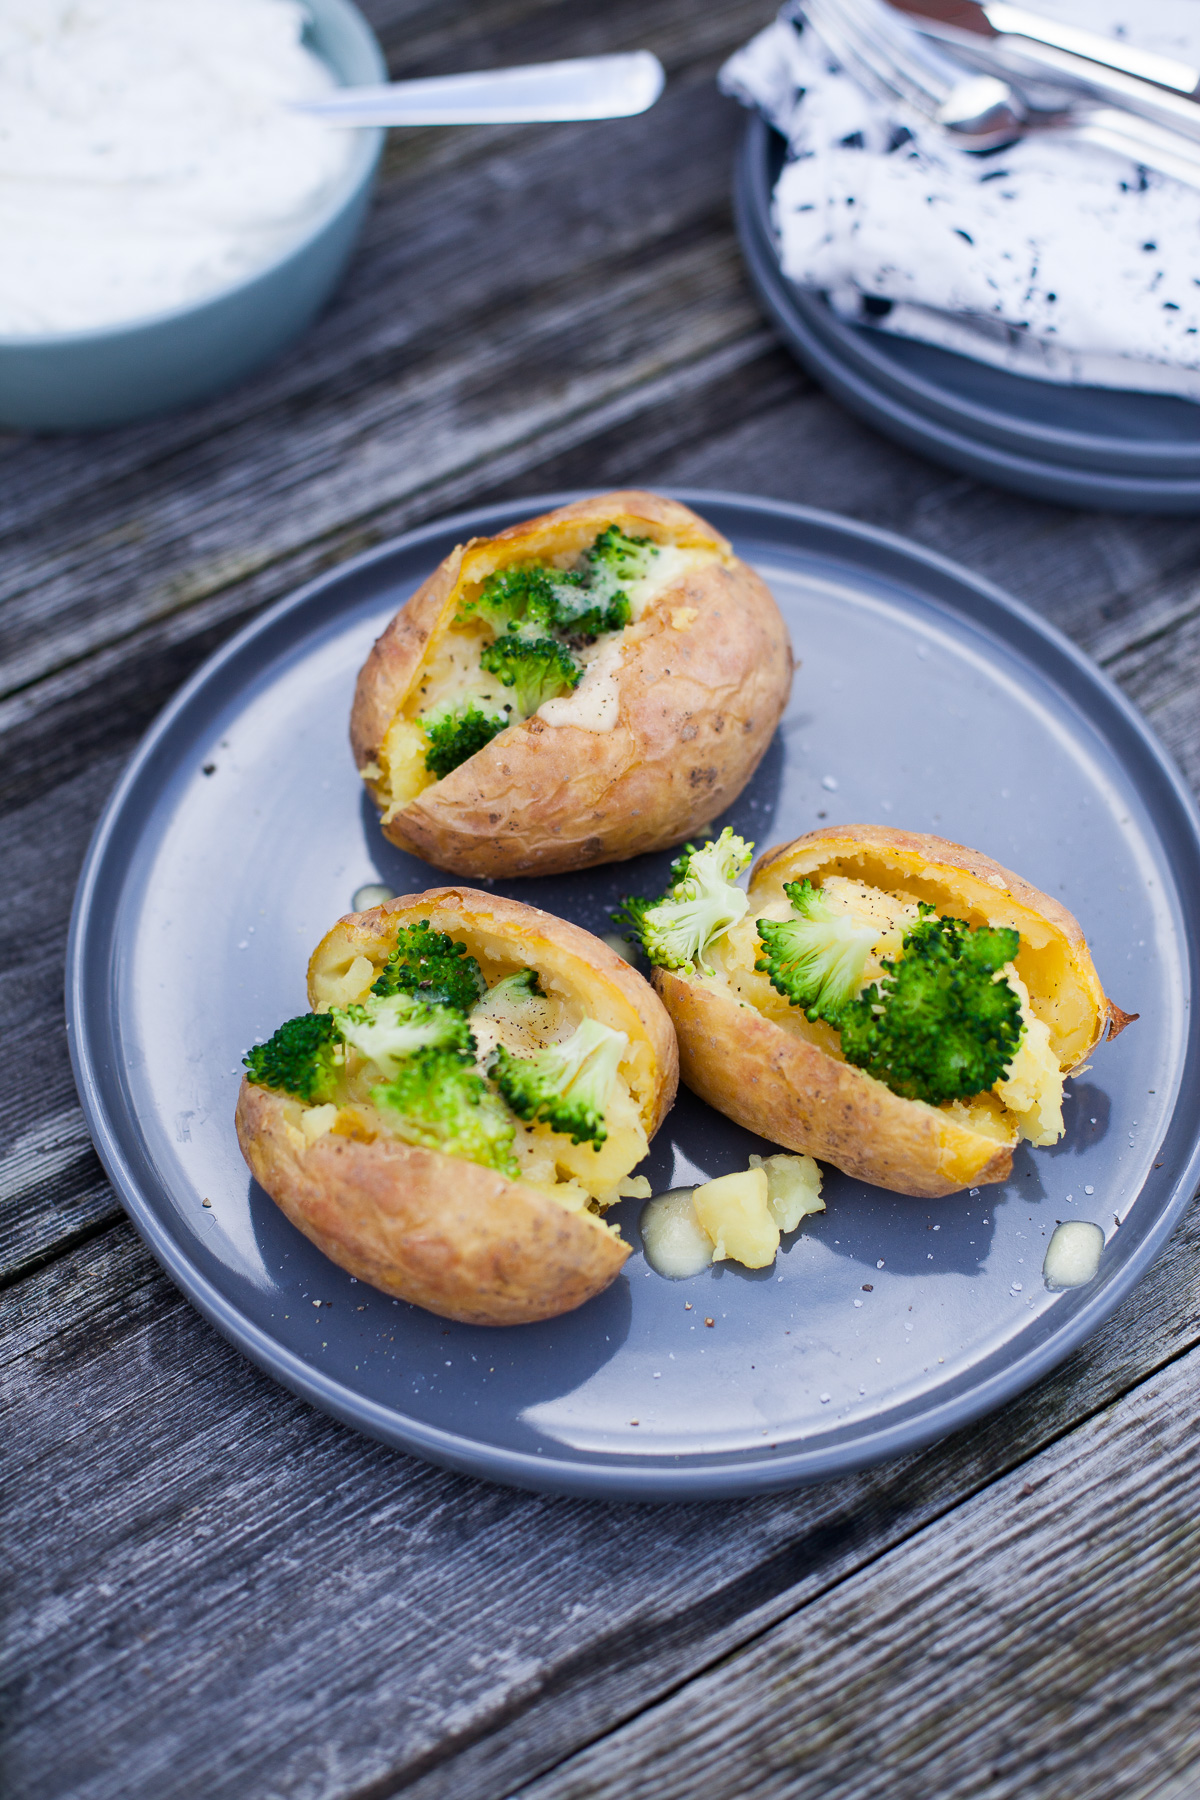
(5, 2), (1200, 1794)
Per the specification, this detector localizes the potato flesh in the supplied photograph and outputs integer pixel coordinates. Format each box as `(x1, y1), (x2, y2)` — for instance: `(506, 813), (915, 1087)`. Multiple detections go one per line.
(749, 1151), (825, 1232)
(689, 1156), (826, 1271)
(469, 982), (579, 1059)
(693, 1168), (778, 1268)
(514, 1078), (650, 1207)
(300, 949), (649, 1211)
(993, 967), (1065, 1146)
(374, 539), (718, 814)
(819, 877), (922, 982)
(711, 875), (1064, 1147)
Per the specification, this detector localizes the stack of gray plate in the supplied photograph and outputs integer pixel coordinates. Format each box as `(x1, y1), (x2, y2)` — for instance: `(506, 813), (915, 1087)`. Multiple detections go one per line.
(735, 116), (1200, 512)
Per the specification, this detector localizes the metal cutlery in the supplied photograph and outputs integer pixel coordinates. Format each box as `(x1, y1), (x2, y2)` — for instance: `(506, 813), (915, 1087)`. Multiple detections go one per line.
(291, 51), (665, 126)
(798, 0), (1200, 187)
(886, 1), (1200, 101)
(883, 3), (1200, 148)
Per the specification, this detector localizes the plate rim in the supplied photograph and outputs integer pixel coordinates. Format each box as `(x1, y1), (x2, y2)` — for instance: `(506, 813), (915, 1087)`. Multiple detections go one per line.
(67, 487), (1200, 1499)
(735, 116), (1200, 508)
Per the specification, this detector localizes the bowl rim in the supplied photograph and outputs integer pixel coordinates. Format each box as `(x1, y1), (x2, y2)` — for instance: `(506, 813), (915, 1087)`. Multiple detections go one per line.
(0, 0), (386, 352)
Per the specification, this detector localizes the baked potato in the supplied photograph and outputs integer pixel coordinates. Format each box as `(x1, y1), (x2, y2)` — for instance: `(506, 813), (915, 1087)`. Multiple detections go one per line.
(351, 490), (793, 878)
(619, 825), (1133, 1199)
(235, 888), (678, 1325)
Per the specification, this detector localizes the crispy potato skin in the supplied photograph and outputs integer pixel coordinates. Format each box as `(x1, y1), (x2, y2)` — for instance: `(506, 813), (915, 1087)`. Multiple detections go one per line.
(239, 888), (677, 1324)
(236, 1081), (628, 1327)
(656, 826), (1123, 1199)
(351, 491), (793, 878)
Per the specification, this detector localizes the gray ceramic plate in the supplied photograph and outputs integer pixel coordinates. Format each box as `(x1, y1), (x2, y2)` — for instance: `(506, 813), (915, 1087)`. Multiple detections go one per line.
(68, 491), (1200, 1499)
(736, 117), (1200, 513)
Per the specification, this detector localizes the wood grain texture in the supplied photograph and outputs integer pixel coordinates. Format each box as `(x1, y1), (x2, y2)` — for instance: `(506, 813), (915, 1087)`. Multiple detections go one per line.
(514, 1339), (1200, 1800)
(2, 1193), (1199, 1800)
(5, 0), (1200, 1793)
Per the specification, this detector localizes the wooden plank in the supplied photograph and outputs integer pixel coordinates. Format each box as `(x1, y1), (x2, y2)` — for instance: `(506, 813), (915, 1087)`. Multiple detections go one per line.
(0, 757), (130, 1284)
(2, 1187), (1199, 1800)
(1106, 605), (1200, 796)
(512, 1340), (1200, 1800)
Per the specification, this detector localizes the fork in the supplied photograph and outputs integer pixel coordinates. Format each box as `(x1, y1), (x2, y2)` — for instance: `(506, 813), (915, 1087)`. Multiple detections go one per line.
(797, 0), (1200, 190)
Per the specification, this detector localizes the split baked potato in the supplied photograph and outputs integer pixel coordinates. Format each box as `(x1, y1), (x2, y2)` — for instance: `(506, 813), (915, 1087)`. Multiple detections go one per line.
(235, 888), (678, 1324)
(619, 825), (1132, 1199)
(351, 490), (793, 878)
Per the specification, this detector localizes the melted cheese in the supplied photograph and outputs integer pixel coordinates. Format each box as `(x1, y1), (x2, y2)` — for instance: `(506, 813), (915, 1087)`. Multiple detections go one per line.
(537, 632), (625, 733)
(622, 544), (711, 621)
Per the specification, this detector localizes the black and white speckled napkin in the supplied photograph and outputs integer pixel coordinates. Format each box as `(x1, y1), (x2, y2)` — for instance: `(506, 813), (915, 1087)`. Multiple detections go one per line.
(721, 1), (1200, 399)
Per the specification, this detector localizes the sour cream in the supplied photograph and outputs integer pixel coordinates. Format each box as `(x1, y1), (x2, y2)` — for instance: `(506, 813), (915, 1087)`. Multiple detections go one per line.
(0, 0), (359, 335)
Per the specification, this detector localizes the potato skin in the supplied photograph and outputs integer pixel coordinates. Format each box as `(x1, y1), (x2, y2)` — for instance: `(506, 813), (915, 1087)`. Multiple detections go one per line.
(236, 1081), (629, 1327)
(239, 888), (677, 1324)
(655, 826), (1123, 1199)
(351, 491), (793, 878)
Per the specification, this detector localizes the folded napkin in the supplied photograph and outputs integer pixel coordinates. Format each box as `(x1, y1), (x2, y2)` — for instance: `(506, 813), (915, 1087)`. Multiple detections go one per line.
(721, 1), (1200, 400)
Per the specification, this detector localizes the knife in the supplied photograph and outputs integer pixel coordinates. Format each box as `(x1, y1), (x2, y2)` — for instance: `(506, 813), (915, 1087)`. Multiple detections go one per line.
(888, 0), (1200, 101)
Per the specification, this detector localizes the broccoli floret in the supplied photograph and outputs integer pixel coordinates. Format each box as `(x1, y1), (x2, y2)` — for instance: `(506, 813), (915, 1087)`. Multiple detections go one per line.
(838, 909), (1023, 1105)
(755, 879), (878, 1025)
(371, 921), (486, 1013)
(458, 527), (654, 646)
(491, 1016), (627, 1148)
(333, 991), (474, 1078)
(586, 525), (658, 593)
(614, 828), (754, 973)
(457, 563), (583, 637)
(373, 1046), (517, 1175)
(556, 526), (657, 640)
(423, 701), (508, 779)
(479, 634), (582, 716)
(244, 1011), (341, 1103)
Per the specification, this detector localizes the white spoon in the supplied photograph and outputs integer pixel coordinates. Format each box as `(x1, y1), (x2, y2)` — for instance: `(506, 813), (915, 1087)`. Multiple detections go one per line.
(292, 51), (665, 127)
